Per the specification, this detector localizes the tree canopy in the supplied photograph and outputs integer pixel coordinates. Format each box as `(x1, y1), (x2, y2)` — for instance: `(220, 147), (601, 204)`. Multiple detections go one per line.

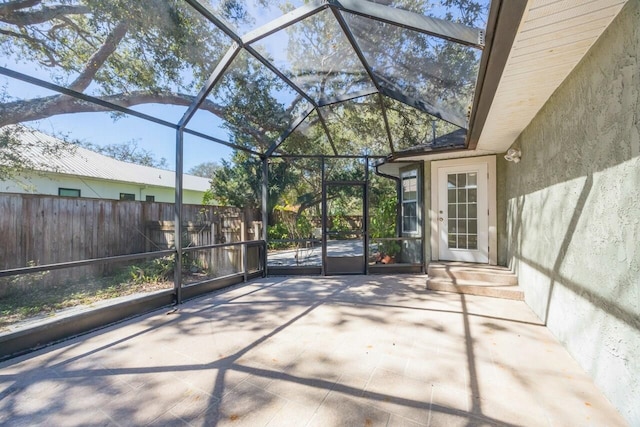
(0, 0), (486, 152)
(188, 161), (219, 178)
(1, 0), (487, 222)
(0, 0), (231, 126)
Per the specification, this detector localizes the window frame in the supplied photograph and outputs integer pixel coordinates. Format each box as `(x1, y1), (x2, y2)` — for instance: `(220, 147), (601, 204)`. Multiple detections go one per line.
(58, 188), (81, 197)
(401, 169), (419, 234)
(119, 193), (135, 201)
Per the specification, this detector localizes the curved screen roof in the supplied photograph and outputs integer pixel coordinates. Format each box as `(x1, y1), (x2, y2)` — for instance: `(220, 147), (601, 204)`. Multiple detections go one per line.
(0, 0), (489, 158)
(184, 0), (488, 157)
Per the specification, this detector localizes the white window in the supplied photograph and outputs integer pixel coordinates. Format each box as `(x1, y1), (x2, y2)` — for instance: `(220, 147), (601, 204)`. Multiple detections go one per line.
(401, 170), (418, 233)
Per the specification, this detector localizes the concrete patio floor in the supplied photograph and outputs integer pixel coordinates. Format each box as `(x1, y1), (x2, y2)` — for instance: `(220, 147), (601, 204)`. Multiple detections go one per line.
(0, 275), (627, 426)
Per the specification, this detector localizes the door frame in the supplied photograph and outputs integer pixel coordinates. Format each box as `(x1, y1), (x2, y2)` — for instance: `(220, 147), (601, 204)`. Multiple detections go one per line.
(322, 180), (367, 275)
(430, 155), (497, 265)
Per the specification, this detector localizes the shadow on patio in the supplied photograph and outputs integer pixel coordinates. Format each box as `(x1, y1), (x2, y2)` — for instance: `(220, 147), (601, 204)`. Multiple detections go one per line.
(0, 275), (626, 426)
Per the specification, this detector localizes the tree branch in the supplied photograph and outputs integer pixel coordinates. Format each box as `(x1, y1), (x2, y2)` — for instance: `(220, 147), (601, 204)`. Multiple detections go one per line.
(0, 0), (40, 16)
(0, 92), (190, 125)
(0, 4), (90, 26)
(49, 16), (96, 50)
(0, 91), (271, 147)
(0, 28), (57, 66)
(68, 21), (129, 92)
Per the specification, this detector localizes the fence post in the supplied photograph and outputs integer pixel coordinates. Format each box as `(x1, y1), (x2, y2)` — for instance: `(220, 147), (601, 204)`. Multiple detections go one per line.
(212, 218), (217, 274)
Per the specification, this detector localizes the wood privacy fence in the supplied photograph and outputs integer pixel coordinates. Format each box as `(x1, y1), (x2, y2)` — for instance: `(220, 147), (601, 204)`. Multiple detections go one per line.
(0, 193), (261, 280)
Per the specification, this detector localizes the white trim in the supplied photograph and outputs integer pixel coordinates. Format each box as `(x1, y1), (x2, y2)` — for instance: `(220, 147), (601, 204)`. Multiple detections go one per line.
(430, 155), (497, 265)
(437, 163), (488, 262)
(400, 169), (419, 235)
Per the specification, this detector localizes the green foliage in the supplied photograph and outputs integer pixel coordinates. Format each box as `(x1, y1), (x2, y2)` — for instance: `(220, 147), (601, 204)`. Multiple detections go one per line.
(0, 126), (76, 182)
(0, 0), (485, 147)
(201, 188), (215, 206)
(268, 208), (315, 249)
(0, 127), (30, 181)
(0, 251), (213, 329)
(370, 194), (398, 239)
(330, 214), (351, 233)
(210, 153), (261, 209)
(295, 211), (313, 238)
(369, 174), (401, 259)
(267, 222), (290, 249)
(1, 1), (224, 92)
(0, 261), (173, 329)
(209, 153), (298, 223)
(118, 256), (174, 285)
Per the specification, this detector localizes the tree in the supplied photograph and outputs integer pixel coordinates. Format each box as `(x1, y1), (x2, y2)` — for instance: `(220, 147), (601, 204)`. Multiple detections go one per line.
(188, 161), (219, 179)
(0, 125), (74, 181)
(0, 0), (297, 178)
(1, 0), (486, 186)
(206, 152), (297, 224)
(0, 1), (295, 137)
(0, 0), (485, 143)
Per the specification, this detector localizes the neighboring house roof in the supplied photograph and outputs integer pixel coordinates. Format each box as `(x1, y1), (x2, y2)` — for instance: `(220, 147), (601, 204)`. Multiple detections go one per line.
(3, 126), (210, 192)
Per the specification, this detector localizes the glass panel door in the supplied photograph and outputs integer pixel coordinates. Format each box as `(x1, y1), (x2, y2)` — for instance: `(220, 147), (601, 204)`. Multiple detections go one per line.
(447, 172), (478, 250)
(324, 183), (365, 274)
(437, 162), (488, 263)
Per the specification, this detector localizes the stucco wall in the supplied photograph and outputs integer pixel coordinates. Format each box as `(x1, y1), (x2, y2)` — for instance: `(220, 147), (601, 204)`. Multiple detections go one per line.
(502, 1), (640, 424)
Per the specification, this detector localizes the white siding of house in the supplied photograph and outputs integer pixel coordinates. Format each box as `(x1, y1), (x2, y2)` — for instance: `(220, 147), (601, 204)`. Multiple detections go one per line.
(0, 126), (210, 203)
(3, 172), (205, 204)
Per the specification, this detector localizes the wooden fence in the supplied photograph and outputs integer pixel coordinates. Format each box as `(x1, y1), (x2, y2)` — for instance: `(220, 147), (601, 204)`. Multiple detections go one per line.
(0, 193), (260, 282)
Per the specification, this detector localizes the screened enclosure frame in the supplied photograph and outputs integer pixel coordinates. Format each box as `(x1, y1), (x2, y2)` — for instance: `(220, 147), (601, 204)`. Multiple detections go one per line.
(0, 0), (526, 311)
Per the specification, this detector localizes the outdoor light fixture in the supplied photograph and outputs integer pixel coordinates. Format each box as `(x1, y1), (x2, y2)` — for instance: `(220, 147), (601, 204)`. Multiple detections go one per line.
(504, 148), (521, 163)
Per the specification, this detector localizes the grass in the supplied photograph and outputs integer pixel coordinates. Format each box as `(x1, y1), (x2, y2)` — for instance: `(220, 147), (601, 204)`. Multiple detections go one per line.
(0, 256), (211, 331)
(0, 276), (170, 332)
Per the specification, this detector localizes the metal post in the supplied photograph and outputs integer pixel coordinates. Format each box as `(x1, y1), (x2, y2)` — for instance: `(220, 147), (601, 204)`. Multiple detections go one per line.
(174, 129), (184, 304)
(261, 157), (269, 277)
(242, 243), (248, 282)
(241, 213), (248, 281)
(321, 156), (327, 276)
(364, 157), (370, 275)
(396, 178), (402, 237)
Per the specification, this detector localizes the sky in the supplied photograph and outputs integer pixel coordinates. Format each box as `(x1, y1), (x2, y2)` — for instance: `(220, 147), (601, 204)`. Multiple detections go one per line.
(2, 71), (234, 173)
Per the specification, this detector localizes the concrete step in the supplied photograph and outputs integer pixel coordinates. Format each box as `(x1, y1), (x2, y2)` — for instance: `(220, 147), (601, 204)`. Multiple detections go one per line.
(427, 262), (518, 285)
(427, 262), (522, 300)
(426, 277), (524, 300)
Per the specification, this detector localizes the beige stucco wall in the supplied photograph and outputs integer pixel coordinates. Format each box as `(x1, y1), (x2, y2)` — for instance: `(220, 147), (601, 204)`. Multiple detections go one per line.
(2, 173), (206, 204)
(502, 1), (640, 424)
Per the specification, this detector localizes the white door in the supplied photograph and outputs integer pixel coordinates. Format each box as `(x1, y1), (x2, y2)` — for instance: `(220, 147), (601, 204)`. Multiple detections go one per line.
(437, 163), (489, 263)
